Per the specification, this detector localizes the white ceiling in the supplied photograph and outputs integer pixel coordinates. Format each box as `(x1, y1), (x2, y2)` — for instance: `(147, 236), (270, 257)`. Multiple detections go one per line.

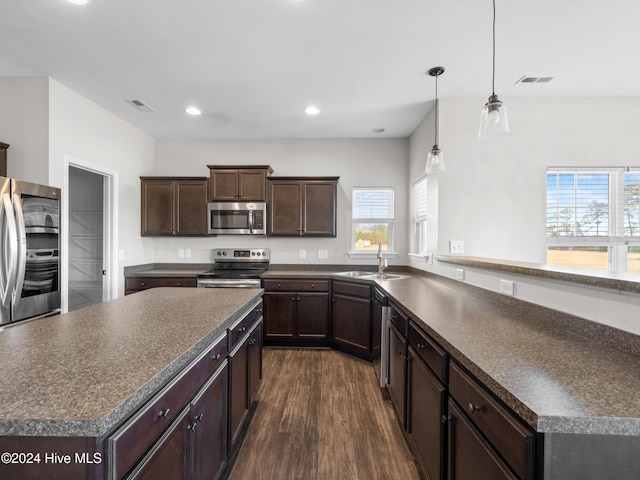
(1, 0), (639, 139)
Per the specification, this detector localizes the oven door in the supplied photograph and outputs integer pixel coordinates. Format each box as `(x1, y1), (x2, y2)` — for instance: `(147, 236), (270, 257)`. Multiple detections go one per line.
(197, 278), (261, 288)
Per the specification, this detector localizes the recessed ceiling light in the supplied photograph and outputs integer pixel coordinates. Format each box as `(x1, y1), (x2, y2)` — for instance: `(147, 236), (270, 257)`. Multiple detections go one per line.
(66, 0), (89, 5)
(303, 105), (320, 116)
(185, 106), (202, 116)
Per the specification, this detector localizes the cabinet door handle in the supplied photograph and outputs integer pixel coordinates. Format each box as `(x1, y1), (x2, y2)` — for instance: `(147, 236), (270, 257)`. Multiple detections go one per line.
(158, 408), (170, 419)
(212, 353), (221, 360)
(311, 284), (315, 288)
(140, 282), (146, 286)
(194, 413), (204, 423)
(416, 343), (425, 350)
(468, 403), (481, 414)
(399, 350), (404, 356)
(277, 284), (281, 288)
(238, 326), (246, 333)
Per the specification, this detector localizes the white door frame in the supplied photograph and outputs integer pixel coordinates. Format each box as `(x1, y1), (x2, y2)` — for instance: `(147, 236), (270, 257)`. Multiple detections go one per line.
(63, 155), (119, 312)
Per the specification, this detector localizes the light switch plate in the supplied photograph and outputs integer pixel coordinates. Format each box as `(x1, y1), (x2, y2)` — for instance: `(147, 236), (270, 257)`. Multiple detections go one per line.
(500, 279), (514, 296)
(318, 249), (328, 259)
(299, 249), (306, 259)
(455, 268), (465, 281)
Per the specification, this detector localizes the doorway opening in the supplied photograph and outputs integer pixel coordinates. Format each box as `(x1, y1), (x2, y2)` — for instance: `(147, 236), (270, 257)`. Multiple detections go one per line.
(63, 157), (118, 312)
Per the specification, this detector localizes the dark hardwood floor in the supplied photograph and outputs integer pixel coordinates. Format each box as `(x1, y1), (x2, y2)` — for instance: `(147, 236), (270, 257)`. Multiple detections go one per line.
(228, 348), (420, 480)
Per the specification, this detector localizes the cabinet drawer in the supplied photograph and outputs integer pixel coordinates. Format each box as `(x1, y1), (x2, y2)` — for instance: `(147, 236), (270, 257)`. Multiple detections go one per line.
(262, 279), (329, 292)
(449, 362), (535, 479)
(229, 302), (263, 350)
(110, 334), (227, 479)
(125, 276), (196, 291)
(332, 280), (371, 298)
(408, 322), (447, 384)
(389, 304), (407, 336)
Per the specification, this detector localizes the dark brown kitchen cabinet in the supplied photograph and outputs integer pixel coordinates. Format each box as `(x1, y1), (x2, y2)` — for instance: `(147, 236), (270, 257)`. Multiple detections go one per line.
(0, 142), (8, 177)
(228, 316), (263, 451)
(140, 177), (208, 236)
(124, 275), (197, 295)
(191, 363), (229, 480)
(331, 280), (376, 360)
(407, 344), (447, 480)
(388, 321), (407, 429)
(262, 279), (330, 345)
(207, 165), (272, 202)
(127, 407), (191, 480)
(447, 362), (536, 480)
(267, 177), (338, 237)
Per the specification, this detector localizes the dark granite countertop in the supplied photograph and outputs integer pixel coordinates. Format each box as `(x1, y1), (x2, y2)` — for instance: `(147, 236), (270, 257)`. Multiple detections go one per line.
(263, 268), (640, 436)
(0, 288), (262, 437)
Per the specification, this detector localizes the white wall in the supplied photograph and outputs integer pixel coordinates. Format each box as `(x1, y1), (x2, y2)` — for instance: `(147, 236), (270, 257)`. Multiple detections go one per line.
(153, 138), (409, 265)
(48, 79), (156, 296)
(409, 97), (640, 335)
(0, 77), (49, 184)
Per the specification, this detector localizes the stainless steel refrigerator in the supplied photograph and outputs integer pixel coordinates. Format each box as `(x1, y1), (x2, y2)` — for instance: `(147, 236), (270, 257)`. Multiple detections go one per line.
(0, 177), (61, 326)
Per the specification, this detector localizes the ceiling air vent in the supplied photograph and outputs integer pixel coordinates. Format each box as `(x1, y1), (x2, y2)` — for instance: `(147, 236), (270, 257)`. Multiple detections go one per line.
(516, 76), (554, 84)
(125, 99), (155, 112)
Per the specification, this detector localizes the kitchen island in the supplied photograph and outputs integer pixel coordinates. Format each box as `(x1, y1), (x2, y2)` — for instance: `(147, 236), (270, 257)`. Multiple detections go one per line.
(0, 287), (263, 479)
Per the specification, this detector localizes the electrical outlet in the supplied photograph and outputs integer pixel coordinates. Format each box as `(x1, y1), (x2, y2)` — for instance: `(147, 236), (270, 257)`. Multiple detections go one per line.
(299, 249), (306, 260)
(500, 279), (514, 296)
(455, 268), (464, 281)
(450, 240), (464, 254)
(185, 249), (191, 258)
(426, 252), (433, 265)
(318, 249), (328, 259)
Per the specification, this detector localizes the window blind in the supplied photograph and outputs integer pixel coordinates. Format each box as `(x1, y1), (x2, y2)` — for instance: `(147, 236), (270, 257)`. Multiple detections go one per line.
(413, 177), (427, 221)
(623, 171), (640, 238)
(352, 188), (394, 219)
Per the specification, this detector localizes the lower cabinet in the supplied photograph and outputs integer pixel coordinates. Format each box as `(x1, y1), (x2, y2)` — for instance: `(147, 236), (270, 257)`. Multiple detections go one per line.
(263, 279), (330, 345)
(229, 317), (263, 451)
(387, 322), (407, 428)
(331, 280), (375, 360)
(407, 348), (446, 480)
(129, 365), (229, 480)
(385, 306), (537, 480)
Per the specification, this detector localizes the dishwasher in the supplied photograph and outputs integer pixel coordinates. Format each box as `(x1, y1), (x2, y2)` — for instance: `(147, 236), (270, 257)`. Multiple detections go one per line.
(372, 287), (390, 388)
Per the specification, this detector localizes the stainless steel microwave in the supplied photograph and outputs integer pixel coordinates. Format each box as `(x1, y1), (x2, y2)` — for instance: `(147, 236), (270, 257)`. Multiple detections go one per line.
(207, 202), (267, 235)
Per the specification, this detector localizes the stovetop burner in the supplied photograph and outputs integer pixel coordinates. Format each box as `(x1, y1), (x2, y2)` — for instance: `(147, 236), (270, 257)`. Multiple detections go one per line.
(197, 248), (270, 287)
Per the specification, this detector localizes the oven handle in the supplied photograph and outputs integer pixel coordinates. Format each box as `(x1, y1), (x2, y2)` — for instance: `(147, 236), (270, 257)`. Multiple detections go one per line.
(12, 194), (27, 307)
(1, 193), (18, 307)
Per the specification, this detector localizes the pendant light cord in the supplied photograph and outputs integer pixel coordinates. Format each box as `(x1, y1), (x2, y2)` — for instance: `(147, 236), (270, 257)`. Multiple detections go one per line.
(434, 73), (439, 145)
(492, 0), (496, 96)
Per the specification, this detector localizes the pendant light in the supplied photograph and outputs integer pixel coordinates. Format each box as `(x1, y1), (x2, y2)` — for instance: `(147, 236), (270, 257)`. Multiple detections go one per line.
(426, 66), (445, 174)
(478, 0), (509, 139)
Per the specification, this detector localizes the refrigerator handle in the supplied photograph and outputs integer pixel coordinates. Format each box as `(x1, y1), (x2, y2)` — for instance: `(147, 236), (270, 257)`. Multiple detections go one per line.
(0, 193), (18, 307)
(12, 194), (27, 305)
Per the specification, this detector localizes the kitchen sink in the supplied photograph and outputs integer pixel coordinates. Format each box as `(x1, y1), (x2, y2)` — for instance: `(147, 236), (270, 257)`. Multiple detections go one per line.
(334, 271), (407, 280)
(334, 271), (376, 277)
(366, 273), (406, 280)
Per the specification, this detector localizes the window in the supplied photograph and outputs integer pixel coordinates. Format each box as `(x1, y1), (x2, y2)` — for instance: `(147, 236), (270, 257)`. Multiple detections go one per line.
(351, 187), (394, 253)
(546, 167), (640, 273)
(412, 177), (428, 254)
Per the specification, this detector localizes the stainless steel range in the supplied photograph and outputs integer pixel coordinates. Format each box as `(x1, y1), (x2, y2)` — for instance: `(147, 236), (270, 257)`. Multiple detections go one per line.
(197, 248), (270, 288)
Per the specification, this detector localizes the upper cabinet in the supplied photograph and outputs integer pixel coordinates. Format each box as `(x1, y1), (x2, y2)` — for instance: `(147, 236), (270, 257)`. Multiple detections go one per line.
(207, 165), (273, 202)
(140, 177), (208, 236)
(0, 142), (8, 177)
(267, 177), (338, 237)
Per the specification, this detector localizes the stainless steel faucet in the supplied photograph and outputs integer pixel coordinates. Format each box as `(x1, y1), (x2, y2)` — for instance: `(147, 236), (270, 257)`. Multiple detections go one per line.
(377, 242), (387, 273)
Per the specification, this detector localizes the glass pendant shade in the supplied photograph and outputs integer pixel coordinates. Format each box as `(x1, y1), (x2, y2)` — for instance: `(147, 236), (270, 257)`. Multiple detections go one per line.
(478, 94), (509, 139)
(426, 145), (444, 174)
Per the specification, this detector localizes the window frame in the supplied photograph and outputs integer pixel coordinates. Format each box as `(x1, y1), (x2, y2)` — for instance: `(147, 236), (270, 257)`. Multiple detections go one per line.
(349, 187), (396, 257)
(546, 167), (640, 273)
